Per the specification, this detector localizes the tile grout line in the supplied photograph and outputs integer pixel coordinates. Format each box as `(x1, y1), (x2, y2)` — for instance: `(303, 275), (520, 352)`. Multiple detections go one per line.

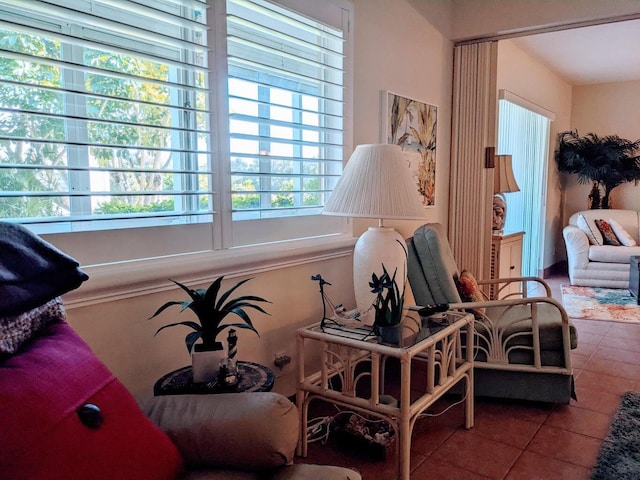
(500, 419), (545, 480)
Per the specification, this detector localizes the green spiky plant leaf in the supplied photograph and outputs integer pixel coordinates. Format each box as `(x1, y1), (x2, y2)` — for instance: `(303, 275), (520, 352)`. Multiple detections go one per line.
(149, 276), (271, 353)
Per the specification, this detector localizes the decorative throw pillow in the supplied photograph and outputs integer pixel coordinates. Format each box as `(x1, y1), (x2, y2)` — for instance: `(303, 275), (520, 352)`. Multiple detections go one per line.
(576, 213), (603, 245)
(595, 219), (622, 246)
(0, 222), (89, 316)
(0, 320), (183, 480)
(456, 269), (486, 315)
(0, 297), (66, 354)
(608, 218), (637, 246)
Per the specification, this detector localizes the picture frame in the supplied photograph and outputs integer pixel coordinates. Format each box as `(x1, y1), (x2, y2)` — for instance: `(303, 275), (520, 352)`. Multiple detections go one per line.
(382, 91), (437, 207)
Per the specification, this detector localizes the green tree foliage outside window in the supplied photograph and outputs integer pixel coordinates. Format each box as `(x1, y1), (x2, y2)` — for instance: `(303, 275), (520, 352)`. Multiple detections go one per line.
(0, 29), (198, 220)
(86, 48), (173, 213)
(230, 155), (323, 212)
(0, 31), (66, 218)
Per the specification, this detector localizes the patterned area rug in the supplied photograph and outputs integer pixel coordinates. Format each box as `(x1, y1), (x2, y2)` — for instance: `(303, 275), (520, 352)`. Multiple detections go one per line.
(592, 392), (640, 479)
(561, 285), (640, 323)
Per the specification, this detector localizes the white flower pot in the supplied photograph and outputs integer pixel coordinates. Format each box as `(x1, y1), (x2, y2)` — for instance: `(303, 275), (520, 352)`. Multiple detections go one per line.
(191, 346), (225, 383)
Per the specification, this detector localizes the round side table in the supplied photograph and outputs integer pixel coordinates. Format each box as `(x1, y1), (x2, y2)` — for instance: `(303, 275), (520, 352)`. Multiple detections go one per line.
(154, 360), (274, 396)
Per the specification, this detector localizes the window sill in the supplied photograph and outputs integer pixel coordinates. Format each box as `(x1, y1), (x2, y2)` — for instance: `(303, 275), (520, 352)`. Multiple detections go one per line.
(63, 234), (356, 308)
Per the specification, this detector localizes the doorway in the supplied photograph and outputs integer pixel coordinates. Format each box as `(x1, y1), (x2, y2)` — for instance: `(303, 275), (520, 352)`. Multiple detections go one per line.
(497, 94), (552, 277)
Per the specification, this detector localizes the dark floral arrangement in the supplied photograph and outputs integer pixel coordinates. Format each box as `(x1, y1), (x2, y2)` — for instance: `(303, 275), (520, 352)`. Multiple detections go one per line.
(369, 264), (404, 328)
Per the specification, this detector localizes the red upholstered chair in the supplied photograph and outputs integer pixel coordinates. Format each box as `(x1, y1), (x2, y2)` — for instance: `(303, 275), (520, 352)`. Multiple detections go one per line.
(0, 222), (360, 480)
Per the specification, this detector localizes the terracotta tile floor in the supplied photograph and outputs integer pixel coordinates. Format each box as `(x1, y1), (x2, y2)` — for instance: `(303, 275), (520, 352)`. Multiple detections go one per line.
(296, 274), (640, 479)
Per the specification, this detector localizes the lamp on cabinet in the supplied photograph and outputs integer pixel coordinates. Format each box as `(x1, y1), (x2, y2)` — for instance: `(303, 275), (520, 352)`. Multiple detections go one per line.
(492, 154), (520, 235)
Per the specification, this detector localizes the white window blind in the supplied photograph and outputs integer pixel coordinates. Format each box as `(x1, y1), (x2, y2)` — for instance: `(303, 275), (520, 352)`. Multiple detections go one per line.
(498, 98), (551, 277)
(0, 0), (352, 265)
(0, 0), (211, 233)
(225, 0), (346, 245)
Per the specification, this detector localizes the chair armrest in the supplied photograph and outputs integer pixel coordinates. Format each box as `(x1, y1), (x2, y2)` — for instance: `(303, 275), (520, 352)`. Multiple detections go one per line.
(139, 392), (298, 471)
(449, 296), (568, 321)
(563, 225), (590, 269)
(406, 296), (562, 316)
(475, 276), (552, 298)
(446, 296), (574, 371)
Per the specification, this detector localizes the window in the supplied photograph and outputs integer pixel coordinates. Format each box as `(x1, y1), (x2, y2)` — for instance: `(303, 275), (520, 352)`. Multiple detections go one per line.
(0, 0), (211, 234)
(224, 0), (348, 246)
(0, 0), (352, 262)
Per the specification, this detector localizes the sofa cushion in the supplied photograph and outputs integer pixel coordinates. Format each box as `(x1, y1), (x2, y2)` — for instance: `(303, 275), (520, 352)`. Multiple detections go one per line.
(178, 464), (363, 480)
(456, 269), (486, 316)
(570, 210), (640, 243)
(141, 392), (298, 471)
(576, 213), (603, 245)
(588, 245), (640, 263)
(408, 224), (462, 306)
(0, 222), (89, 316)
(457, 270), (483, 302)
(595, 219), (622, 246)
(0, 320), (183, 480)
(609, 218), (637, 246)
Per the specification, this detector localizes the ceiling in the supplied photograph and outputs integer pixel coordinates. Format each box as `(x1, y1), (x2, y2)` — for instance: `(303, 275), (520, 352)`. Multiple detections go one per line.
(511, 19), (640, 86)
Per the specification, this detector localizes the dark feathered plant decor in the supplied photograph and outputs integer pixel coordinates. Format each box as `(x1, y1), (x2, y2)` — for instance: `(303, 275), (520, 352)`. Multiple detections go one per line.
(555, 130), (640, 209)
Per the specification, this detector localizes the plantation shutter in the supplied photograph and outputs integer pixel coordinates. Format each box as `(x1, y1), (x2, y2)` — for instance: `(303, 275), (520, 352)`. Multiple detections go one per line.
(225, 0), (347, 245)
(0, 0), (212, 233)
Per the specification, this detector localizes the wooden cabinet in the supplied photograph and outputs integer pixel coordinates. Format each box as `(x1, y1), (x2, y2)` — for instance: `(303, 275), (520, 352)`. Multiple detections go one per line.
(490, 231), (524, 299)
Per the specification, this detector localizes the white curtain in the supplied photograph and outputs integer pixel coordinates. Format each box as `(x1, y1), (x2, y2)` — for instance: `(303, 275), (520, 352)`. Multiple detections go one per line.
(450, 42), (498, 279)
(498, 99), (551, 277)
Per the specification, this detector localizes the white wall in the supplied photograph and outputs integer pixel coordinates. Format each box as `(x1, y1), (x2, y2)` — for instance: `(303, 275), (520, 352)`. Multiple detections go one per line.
(63, 0), (455, 398)
(351, 0), (453, 239)
(564, 80), (640, 215)
(496, 40), (572, 270)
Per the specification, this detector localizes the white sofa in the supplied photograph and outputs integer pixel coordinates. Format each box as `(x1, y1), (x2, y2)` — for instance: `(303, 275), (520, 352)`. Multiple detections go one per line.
(563, 209), (640, 288)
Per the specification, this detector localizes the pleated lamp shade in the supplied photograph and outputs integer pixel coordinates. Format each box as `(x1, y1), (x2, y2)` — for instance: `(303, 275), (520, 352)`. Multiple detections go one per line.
(323, 144), (427, 219)
(492, 154), (520, 234)
(322, 144), (427, 322)
(493, 155), (520, 194)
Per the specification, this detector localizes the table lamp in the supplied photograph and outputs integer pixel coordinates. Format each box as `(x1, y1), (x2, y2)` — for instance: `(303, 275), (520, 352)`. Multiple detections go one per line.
(322, 144), (427, 321)
(492, 154), (520, 235)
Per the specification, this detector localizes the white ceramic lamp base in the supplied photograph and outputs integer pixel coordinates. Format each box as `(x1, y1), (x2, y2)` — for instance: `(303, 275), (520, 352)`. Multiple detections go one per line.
(353, 226), (408, 325)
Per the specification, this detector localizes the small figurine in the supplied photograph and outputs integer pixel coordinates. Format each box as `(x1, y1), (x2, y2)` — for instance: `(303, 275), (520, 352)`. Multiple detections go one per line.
(219, 329), (239, 386)
(311, 273), (371, 330)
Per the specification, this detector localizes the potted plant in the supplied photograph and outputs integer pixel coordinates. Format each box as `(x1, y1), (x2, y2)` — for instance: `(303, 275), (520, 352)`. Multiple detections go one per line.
(555, 130), (640, 209)
(369, 264), (404, 345)
(149, 276), (270, 382)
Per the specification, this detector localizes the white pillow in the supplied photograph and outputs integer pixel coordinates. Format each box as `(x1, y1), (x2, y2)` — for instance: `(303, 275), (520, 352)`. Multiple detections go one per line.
(608, 218), (637, 246)
(576, 214), (603, 245)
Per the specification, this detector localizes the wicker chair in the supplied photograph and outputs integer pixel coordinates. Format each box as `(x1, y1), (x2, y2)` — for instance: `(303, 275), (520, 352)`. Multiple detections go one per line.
(407, 223), (577, 403)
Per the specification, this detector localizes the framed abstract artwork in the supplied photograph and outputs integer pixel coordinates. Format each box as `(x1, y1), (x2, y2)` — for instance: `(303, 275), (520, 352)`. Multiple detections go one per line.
(382, 91), (437, 206)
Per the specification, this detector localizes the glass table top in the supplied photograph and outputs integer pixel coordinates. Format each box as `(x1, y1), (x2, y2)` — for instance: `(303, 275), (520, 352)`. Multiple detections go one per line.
(310, 310), (469, 349)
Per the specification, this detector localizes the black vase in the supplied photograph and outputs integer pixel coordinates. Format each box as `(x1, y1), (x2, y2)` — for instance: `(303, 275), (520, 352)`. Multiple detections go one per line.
(377, 324), (402, 346)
